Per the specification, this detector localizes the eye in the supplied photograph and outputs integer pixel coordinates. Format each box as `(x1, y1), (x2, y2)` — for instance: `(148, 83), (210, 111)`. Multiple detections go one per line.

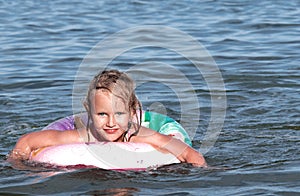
(115, 112), (125, 116)
(98, 112), (107, 117)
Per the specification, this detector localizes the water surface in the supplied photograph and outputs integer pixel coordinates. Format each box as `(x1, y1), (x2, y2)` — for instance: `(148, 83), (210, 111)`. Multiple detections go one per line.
(0, 0), (299, 195)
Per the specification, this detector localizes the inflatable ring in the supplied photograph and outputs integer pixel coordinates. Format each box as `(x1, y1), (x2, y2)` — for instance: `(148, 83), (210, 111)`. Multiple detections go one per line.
(30, 111), (191, 170)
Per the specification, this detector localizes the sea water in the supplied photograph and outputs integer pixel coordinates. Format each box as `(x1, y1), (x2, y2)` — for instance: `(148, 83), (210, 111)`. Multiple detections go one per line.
(0, 0), (299, 195)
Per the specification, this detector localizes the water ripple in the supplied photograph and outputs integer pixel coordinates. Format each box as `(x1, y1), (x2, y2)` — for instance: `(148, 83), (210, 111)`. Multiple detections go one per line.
(1, 0), (299, 195)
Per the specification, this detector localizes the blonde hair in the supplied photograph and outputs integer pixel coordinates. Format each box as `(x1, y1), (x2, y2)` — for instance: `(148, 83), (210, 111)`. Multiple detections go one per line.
(84, 69), (142, 142)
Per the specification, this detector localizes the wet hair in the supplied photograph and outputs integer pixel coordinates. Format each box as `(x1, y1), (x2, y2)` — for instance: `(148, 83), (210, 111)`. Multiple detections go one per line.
(84, 69), (142, 142)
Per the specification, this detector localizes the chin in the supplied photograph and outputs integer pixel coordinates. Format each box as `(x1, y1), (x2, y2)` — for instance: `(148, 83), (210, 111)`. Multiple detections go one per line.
(105, 135), (124, 142)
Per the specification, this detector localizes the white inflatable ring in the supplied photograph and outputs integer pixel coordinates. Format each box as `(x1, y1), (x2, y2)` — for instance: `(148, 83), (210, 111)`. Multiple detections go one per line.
(30, 111), (191, 170)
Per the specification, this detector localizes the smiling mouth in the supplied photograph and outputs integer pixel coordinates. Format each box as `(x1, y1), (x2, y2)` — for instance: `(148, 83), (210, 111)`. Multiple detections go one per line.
(104, 128), (119, 134)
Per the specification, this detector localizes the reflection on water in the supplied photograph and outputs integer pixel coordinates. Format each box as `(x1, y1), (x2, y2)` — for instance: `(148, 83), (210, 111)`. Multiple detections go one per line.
(1, 0), (299, 195)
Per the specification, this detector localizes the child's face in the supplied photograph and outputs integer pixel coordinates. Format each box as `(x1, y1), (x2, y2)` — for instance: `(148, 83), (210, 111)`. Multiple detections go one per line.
(89, 90), (132, 142)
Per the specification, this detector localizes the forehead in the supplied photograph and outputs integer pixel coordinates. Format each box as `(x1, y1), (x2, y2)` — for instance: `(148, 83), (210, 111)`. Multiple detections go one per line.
(91, 90), (127, 110)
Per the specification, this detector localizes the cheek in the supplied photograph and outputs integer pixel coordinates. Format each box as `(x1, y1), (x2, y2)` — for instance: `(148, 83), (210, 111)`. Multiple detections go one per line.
(114, 115), (130, 126)
(91, 115), (105, 127)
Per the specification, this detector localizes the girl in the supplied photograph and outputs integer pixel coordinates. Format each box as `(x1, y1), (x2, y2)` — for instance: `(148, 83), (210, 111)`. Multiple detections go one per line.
(11, 70), (207, 167)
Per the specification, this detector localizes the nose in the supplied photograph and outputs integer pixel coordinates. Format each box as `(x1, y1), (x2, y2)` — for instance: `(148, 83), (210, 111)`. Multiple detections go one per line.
(106, 115), (116, 127)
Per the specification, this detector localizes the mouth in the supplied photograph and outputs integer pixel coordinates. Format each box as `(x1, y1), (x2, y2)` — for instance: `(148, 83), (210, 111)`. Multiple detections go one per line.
(103, 128), (119, 134)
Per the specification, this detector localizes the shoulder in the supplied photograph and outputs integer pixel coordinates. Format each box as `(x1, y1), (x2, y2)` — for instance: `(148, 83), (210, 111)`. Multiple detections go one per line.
(131, 126), (172, 144)
(35, 129), (82, 144)
(136, 126), (163, 138)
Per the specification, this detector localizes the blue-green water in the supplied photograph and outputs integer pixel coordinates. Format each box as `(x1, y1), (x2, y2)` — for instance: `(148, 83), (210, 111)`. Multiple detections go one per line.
(1, 0), (299, 195)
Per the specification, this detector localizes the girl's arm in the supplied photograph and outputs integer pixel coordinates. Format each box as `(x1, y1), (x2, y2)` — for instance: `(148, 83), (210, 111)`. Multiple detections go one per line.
(133, 127), (207, 167)
(161, 136), (207, 167)
(10, 130), (80, 160)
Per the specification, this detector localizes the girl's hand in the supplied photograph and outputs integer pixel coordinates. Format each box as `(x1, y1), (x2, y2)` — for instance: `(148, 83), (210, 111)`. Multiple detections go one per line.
(162, 137), (207, 167)
(183, 147), (207, 167)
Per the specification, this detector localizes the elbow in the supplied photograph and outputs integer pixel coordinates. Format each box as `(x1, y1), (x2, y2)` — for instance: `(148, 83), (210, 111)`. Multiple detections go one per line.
(10, 134), (32, 160)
